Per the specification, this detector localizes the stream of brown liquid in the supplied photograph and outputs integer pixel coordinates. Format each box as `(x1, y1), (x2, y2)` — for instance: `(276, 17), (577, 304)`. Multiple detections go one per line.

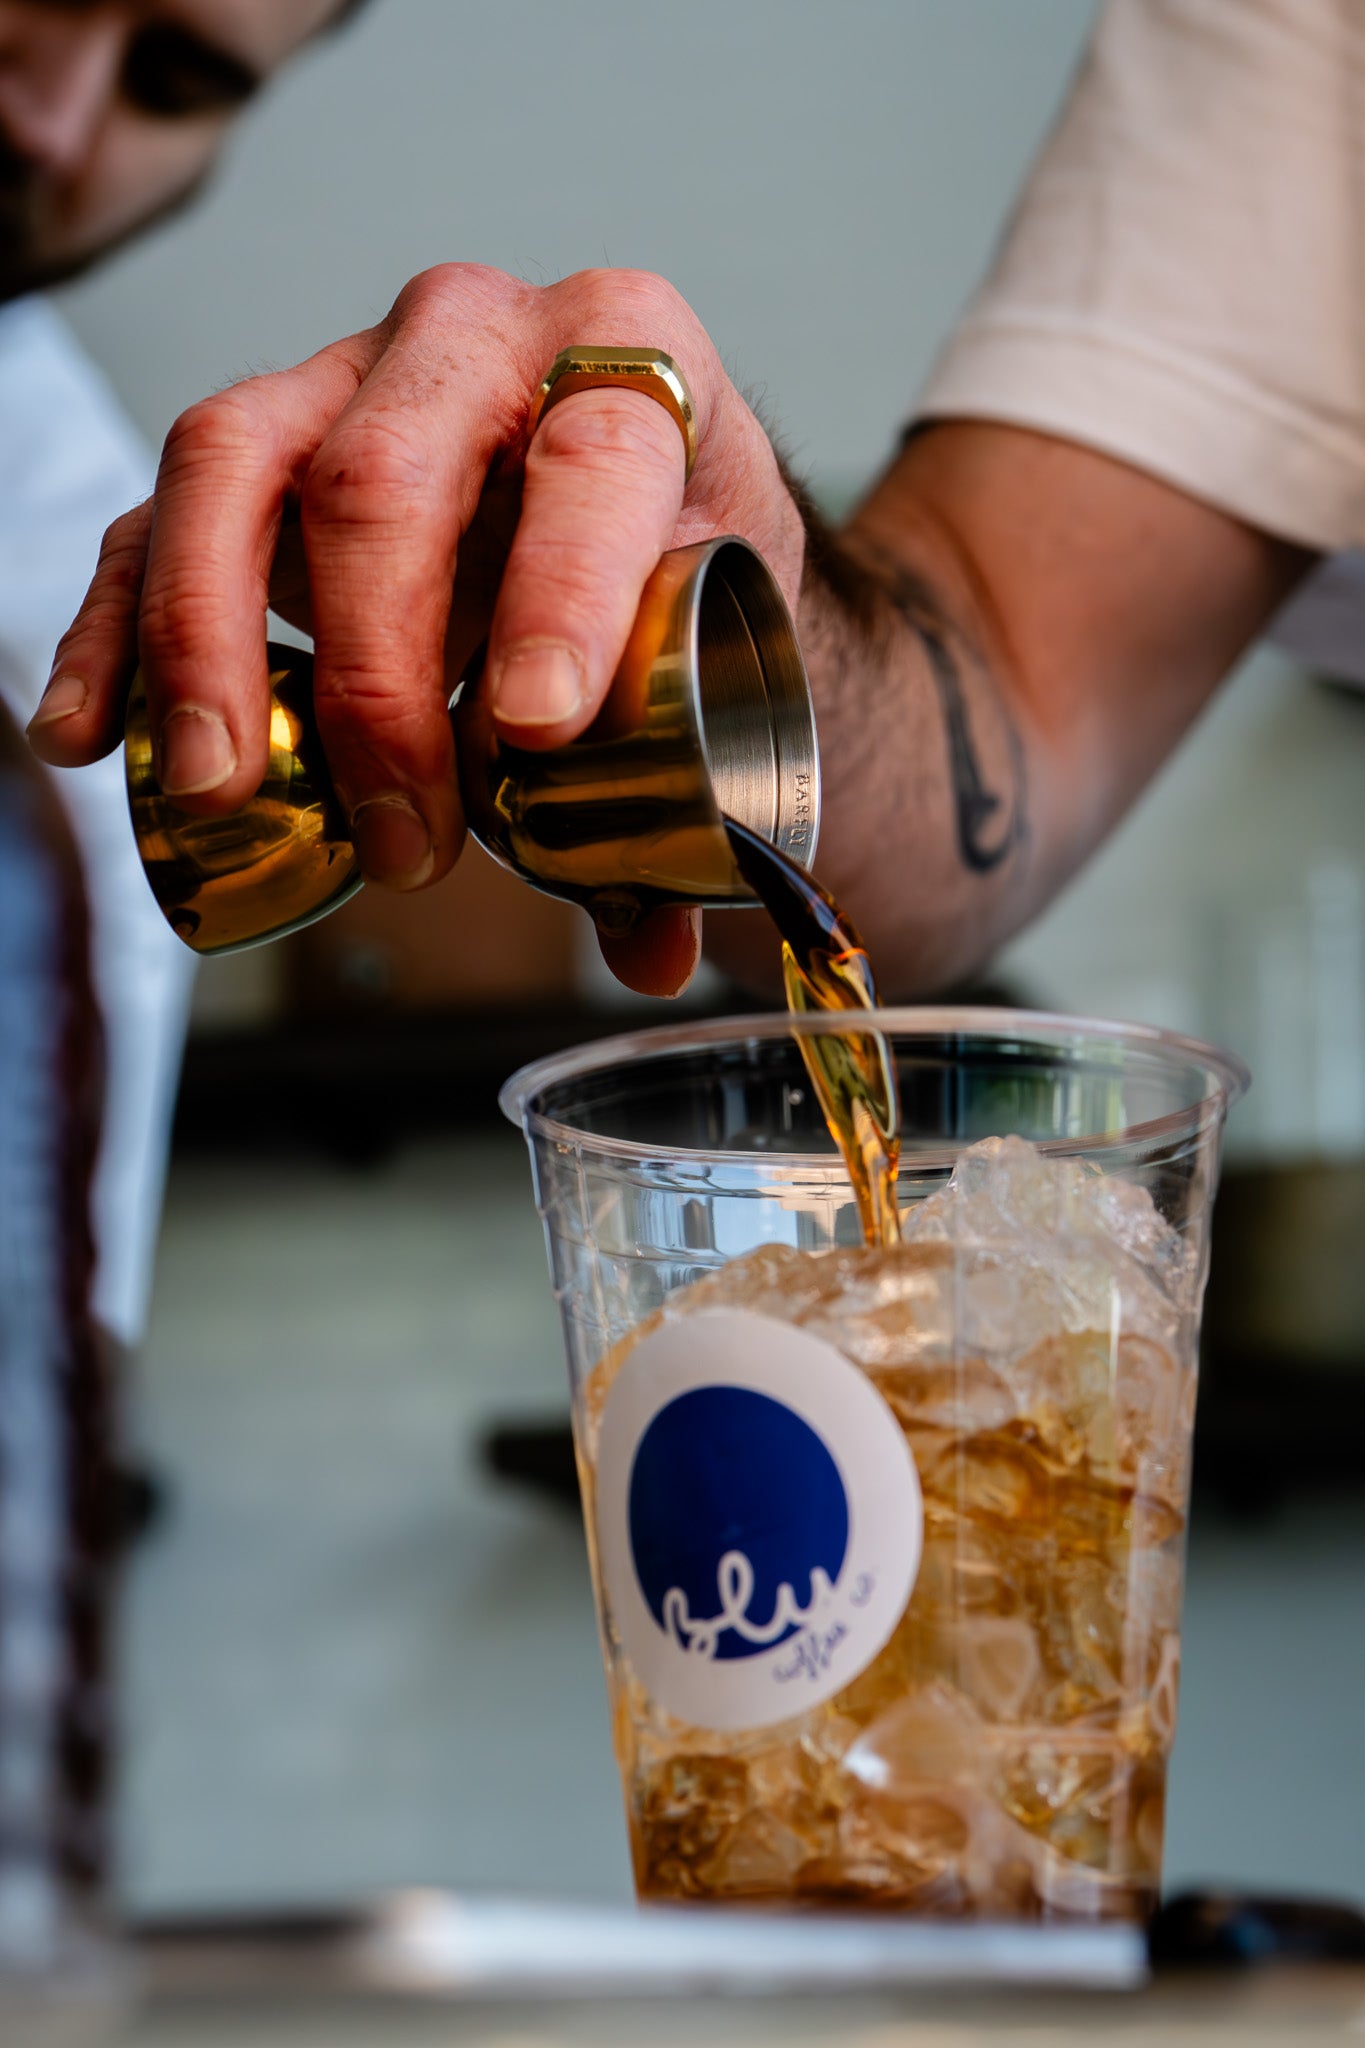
(723, 818), (901, 1248)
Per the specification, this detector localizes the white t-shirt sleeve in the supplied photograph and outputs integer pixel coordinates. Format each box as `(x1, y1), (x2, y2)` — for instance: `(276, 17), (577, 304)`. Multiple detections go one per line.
(917, 0), (1365, 553)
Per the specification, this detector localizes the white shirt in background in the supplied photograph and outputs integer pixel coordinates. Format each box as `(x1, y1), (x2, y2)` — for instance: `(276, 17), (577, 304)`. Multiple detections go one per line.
(0, 295), (195, 1350)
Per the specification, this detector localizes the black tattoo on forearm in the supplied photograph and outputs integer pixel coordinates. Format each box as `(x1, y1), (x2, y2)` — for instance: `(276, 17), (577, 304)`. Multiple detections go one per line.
(914, 613), (1026, 872)
(792, 490), (1028, 877)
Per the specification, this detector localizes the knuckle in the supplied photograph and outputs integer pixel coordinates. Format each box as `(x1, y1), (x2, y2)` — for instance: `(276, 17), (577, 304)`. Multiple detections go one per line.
(316, 658), (405, 713)
(76, 591), (139, 639)
(303, 412), (434, 527)
(529, 391), (680, 477)
(97, 502), (149, 556)
(568, 265), (680, 318)
(317, 668), (451, 772)
(391, 260), (531, 329)
(160, 387), (274, 477)
(615, 267), (686, 320)
(137, 584), (238, 665)
(92, 516), (148, 594)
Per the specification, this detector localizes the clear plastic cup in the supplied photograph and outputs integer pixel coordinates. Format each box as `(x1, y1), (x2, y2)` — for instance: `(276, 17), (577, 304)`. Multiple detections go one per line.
(502, 1008), (1247, 1923)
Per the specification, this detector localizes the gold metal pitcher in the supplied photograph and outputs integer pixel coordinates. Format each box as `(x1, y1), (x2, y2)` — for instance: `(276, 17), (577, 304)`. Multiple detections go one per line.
(125, 536), (820, 955)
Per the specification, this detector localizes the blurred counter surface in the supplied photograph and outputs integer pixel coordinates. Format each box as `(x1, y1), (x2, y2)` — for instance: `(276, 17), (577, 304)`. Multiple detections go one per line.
(15, 1970), (1365, 2048)
(10, 1905), (1365, 2048)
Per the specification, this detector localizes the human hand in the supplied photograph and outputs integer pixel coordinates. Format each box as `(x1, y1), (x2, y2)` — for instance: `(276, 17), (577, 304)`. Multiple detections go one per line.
(28, 265), (805, 995)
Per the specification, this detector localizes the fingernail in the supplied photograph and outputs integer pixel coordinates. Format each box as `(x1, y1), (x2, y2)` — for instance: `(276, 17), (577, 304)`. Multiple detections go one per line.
(351, 794), (434, 889)
(28, 673), (88, 730)
(491, 641), (584, 727)
(160, 706), (237, 796)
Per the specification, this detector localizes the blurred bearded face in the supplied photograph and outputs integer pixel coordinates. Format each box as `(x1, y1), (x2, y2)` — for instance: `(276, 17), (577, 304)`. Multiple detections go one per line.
(0, 1), (344, 302)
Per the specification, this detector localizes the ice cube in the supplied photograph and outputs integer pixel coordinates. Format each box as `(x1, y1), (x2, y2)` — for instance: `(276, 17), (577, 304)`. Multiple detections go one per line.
(904, 1134), (1197, 1360)
(1148, 1633), (1181, 1751)
(955, 1616), (1043, 1720)
(836, 1789), (971, 1890)
(1010, 1328), (1192, 1501)
(697, 1809), (814, 1896)
(870, 1356), (1017, 1439)
(842, 1680), (984, 1793)
(633, 1751), (751, 1897)
(669, 1241), (831, 1323)
(792, 1242), (956, 1369)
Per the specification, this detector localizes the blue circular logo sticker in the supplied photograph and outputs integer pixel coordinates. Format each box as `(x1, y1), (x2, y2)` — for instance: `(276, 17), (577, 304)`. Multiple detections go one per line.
(628, 1385), (850, 1662)
(595, 1309), (922, 1731)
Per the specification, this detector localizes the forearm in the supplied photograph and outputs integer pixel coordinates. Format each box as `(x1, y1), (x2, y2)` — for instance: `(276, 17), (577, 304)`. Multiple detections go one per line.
(791, 487), (1035, 995)
(711, 423), (1312, 997)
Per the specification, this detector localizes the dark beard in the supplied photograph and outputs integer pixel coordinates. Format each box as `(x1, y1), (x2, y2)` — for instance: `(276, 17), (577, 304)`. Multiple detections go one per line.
(0, 140), (216, 304)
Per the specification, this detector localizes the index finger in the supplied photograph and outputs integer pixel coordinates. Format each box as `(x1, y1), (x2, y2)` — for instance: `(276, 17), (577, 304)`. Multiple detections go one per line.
(133, 338), (379, 812)
(28, 500), (152, 765)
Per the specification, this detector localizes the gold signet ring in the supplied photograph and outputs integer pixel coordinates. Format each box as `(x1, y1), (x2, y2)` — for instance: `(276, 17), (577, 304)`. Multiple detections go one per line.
(528, 347), (698, 480)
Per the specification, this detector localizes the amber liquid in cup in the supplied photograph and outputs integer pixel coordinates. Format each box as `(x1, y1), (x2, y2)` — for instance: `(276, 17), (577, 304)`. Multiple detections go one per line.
(576, 829), (1192, 1922)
